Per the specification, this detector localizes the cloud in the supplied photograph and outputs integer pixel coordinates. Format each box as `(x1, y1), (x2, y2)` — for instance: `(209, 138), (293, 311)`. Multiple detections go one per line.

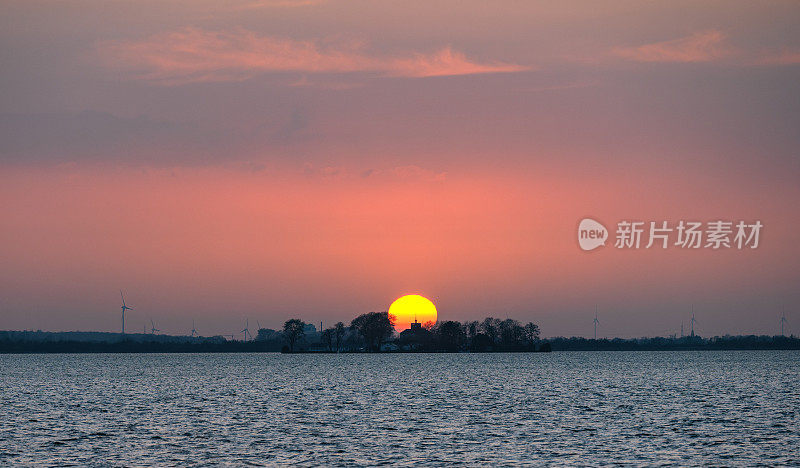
(302, 162), (346, 179)
(613, 30), (731, 63)
(393, 165), (446, 182)
(99, 28), (529, 84)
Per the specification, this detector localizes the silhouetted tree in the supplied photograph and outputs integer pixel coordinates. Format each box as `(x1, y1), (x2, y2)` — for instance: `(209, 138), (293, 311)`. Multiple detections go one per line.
(321, 328), (334, 351)
(471, 333), (493, 352)
(465, 321), (480, 340)
(499, 319), (524, 350)
(334, 322), (345, 352)
(283, 319), (306, 352)
(481, 317), (501, 344)
(345, 328), (362, 351)
(523, 322), (540, 350)
(538, 342), (552, 352)
(350, 312), (395, 352)
(436, 320), (466, 352)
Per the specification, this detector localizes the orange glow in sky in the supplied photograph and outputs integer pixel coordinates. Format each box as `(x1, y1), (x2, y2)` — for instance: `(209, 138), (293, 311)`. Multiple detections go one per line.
(1, 1), (798, 337)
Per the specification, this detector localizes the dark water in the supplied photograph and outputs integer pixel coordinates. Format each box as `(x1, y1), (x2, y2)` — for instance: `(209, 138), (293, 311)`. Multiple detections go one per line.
(1, 351), (799, 466)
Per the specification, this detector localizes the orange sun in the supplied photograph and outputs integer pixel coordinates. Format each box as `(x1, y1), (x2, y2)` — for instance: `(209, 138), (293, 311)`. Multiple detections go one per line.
(388, 294), (438, 332)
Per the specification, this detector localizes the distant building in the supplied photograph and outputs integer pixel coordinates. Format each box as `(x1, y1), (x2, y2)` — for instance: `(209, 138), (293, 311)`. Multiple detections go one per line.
(303, 323), (317, 334)
(397, 319), (432, 351)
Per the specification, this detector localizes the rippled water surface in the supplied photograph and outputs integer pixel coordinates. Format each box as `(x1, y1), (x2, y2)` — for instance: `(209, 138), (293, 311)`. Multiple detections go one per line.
(1, 351), (799, 466)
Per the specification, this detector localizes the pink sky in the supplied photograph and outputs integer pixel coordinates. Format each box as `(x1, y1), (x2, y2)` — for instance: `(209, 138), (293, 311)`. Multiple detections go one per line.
(1, 1), (799, 337)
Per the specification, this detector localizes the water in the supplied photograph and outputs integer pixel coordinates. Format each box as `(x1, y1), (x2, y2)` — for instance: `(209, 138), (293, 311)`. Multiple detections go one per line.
(1, 351), (799, 466)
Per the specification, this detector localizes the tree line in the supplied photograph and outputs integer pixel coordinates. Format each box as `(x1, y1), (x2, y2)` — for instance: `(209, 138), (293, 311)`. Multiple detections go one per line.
(3, 327), (799, 353)
(545, 334), (800, 351)
(271, 312), (547, 353)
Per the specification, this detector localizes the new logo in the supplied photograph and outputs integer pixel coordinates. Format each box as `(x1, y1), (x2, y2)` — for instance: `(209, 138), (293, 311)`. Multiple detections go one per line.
(578, 218), (608, 251)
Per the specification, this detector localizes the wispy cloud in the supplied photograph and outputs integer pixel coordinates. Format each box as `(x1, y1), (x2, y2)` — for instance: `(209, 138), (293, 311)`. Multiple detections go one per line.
(613, 30), (731, 63)
(393, 165), (447, 182)
(100, 28), (529, 85)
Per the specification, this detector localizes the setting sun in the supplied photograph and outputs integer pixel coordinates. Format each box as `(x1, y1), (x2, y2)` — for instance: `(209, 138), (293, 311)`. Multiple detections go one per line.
(389, 294), (438, 332)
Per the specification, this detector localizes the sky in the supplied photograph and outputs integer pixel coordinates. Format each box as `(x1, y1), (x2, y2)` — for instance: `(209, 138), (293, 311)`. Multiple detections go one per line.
(1, 0), (799, 338)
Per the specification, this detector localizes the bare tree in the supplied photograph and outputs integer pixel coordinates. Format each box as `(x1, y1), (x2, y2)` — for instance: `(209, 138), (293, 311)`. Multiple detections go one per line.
(350, 312), (395, 352)
(481, 317), (501, 344)
(321, 328), (334, 352)
(334, 322), (345, 352)
(283, 319), (306, 352)
(499, 319), (524, 350)
(465, 321), (480, 339)
(523, 322), (540, 349)
(436, 320), (466, 352)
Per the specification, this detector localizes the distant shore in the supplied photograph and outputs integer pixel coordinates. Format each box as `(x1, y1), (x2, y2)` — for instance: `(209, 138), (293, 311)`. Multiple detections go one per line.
(1, 331), (798, 354)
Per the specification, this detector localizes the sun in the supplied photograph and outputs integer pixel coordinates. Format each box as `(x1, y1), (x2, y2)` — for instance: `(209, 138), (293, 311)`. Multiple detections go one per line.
(389, 294), (437, 332)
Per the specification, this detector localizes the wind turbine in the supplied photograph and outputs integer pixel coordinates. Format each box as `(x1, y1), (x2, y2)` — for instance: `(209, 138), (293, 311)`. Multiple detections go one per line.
(593, 305), (600, 340)
(781, 312), (787, 336)
(241, 319), (252, 341)
(191, 320), (197, 337)
(120, 290), (133, 334)
(150, 318), (159, 334)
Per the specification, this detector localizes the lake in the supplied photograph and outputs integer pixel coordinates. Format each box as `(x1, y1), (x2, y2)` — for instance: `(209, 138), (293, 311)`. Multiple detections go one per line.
(1, 351), (798, 466)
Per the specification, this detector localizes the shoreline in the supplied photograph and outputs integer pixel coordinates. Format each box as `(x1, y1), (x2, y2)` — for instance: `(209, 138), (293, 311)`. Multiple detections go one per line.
(3, 346), (800, 355)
